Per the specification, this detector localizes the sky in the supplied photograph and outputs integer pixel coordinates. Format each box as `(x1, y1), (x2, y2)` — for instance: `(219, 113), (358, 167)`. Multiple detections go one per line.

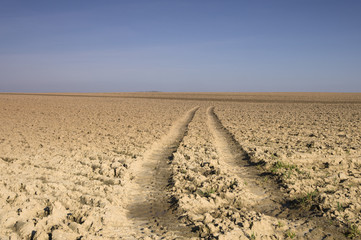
(0, 0), (360, 92)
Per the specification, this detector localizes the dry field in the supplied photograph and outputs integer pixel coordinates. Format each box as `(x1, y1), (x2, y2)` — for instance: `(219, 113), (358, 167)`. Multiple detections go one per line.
(0, 92), (360, 239)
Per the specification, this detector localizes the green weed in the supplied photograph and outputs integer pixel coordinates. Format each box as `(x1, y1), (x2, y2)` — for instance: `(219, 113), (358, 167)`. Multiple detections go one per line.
(270, 160), (300, 179)
(198, 188), (216, 198)
(346, 224), (360, 239)
(293, 190), (319, 210)
(285, 230), (296, 239)
(250, 232), (256, 240)
(263, 176), (269, 183)
(337, 202), (345, 212)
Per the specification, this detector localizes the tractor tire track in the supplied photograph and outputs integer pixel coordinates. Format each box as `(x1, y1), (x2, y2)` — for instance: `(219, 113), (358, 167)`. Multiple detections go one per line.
(206, 106), (285, 217)
(206, 106), (347, 239)
(126, 107), (199, 239)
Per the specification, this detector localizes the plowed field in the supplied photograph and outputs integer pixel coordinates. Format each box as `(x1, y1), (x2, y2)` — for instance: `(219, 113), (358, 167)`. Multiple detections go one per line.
(1, 93), (360, 239)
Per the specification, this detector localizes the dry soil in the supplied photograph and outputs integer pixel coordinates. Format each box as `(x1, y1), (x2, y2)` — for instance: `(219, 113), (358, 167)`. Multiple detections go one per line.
(0, 92), (360, 239)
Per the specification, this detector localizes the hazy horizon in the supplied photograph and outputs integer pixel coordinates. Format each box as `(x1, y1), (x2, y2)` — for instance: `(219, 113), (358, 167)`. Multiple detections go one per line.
(1, 1), (361, 93)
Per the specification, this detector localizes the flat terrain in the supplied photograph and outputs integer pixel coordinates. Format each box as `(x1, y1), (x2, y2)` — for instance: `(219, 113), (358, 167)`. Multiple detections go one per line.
(0, 92), (360, 239)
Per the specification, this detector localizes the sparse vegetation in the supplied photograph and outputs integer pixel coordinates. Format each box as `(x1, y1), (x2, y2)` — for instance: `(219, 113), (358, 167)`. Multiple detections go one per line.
(198, 188), (216, 198)
(270, 160), (301, 179)
(250, 232), (256, 240)
(337, 202), (345, 212)
(263, 176), (269, 182)
(271, 161), (298, 173)
(285, 230), (296, 239)
(293, 190), (319, 210)
(345, 224), (360, 239)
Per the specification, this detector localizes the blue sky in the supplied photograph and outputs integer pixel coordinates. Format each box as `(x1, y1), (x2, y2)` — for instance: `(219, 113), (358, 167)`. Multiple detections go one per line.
(0, 1), (360, 92)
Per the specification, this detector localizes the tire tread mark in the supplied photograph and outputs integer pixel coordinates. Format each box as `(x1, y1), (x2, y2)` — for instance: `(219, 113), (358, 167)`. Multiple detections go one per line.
(206, 106), (348, 239)
(127, 107), (199, 238)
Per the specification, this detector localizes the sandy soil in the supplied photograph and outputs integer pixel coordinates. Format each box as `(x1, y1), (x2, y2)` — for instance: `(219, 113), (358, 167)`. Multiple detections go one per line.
(0, 92), (360, 239)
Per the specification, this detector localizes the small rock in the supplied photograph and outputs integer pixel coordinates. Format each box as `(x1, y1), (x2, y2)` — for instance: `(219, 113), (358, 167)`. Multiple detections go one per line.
(208, 223), (219, 235)
(338, 172), (348, 181)
(203, 213), (213, 224)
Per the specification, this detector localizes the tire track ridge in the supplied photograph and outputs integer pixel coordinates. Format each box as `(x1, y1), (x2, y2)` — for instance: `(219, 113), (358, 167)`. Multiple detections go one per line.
(206, 106), (348, 238)
(126, 106), (199, 238)
(206, 106), (285, 216)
